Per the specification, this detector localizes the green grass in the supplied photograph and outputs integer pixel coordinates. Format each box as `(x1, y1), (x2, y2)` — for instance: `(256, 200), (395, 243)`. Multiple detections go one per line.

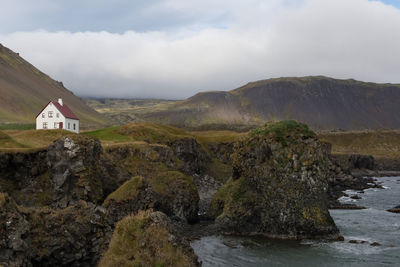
(0, 123), (35, 130)
(0, 130), (28, 148)
(250, 120), (316, 146)
(251, 120), (315, 138)
(84, 122), (192, 144)
(83, 126), (131, 142)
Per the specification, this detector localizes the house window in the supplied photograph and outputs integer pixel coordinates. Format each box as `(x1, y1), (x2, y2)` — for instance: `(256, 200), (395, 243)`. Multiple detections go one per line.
(42, 113), (45, 118)
(73, 123), (76, 130)
(43, 122), (48, 129)
(68, 123), (70, 129)
(48, 111), (53, 118)
(54, 122), (58, 129)
(56, 113), (59, 118)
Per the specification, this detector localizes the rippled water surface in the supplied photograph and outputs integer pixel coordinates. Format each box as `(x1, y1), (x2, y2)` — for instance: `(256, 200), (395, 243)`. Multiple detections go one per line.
(191, 177), (400, 267)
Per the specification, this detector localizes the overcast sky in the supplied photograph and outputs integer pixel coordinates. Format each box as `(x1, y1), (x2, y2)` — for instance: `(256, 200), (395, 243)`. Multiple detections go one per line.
(1, 0), (400, 99)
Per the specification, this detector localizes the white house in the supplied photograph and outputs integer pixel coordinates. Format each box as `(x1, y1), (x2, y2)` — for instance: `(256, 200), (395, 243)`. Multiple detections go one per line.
(36, 98), (80, 133)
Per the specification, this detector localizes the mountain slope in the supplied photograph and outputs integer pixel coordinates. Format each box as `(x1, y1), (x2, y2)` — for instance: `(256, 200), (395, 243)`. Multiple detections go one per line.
(142, 76), (400, 130)
(0, 44), (109, 128)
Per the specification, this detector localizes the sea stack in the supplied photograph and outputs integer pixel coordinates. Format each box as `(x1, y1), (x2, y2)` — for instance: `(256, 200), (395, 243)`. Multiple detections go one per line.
(210, 120), (342, 240)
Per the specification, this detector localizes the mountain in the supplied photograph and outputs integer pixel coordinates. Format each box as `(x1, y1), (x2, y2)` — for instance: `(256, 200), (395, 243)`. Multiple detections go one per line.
(141, 76), (400, 130)
(0, 44), (109, 128)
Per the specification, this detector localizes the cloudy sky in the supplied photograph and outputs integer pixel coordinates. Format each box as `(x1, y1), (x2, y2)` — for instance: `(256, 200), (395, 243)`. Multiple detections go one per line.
(1, 0), (400, 99)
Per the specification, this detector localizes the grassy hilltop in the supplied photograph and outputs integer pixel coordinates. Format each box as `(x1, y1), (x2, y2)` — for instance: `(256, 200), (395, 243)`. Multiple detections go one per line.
(1, 122), (400, 164)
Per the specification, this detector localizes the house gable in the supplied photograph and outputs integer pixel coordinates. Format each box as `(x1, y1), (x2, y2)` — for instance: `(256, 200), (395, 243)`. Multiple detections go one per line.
(36, 99), (79, 133)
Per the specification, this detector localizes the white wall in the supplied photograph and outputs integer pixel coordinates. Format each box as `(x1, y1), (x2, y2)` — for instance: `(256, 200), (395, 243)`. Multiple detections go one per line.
(36, 102), (80, 133)
(65, 118), (79, 133)
(36, 102), (66, 130)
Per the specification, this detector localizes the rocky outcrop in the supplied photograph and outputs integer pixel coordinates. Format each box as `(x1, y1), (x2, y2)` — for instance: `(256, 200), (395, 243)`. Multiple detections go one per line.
(331, 154), (375, 171)
(169, 138), (210, 175)
(207, 142), (234, 165)
(103, 173), (199, 223)
(0, 193), (113, 266)
(0, 149), (49, 205)
(47, 135), (107, 207)
(99, 210), (199, 267)
(209, 121), (341, 240)
(0, 193), (31, 266)
(193, 174), (223, 218)
(0, 136), (121, 208)
(375, 158), (400, 172)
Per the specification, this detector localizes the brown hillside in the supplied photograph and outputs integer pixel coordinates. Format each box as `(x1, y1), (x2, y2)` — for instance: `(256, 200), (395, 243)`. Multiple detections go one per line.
(142, 76), (400, 130)
(0, 44), (109, 128)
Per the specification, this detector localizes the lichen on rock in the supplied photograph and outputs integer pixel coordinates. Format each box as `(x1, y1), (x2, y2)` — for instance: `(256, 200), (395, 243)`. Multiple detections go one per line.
(210, 120), (341, 240)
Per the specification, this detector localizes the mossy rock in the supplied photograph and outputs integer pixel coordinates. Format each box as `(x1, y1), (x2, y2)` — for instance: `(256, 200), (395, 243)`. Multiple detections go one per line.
(250, 120), (316, 146)
(210, 121), (341, 240)
(104, 171), (199, 223)
(99, 210), (199, 267)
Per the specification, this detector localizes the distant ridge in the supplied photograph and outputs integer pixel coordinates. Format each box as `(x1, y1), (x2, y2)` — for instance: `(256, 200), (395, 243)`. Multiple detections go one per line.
(0, 43), (109, 128)
(142, 76), (400, 130)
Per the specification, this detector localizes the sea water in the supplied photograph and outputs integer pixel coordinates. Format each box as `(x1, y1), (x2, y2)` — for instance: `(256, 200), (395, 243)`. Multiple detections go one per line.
(191, 177), (400, 267)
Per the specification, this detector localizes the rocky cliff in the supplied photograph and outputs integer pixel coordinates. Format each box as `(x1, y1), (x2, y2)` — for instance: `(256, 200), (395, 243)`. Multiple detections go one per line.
(0, 134), (202, 266)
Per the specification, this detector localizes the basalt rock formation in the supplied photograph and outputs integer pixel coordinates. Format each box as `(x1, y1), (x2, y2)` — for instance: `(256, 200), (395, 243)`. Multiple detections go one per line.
(0, 193), (113, 266)
(209, 121), (342, 240)
(0, 135), (201, 266)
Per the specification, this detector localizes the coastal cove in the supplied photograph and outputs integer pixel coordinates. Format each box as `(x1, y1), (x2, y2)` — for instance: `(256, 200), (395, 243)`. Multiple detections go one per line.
(191, 176), (400, 267)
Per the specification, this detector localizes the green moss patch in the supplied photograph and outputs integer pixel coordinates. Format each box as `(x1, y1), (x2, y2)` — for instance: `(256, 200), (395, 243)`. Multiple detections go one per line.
(251, 120), (316, 144)
(99, 210), (195, 267)
(103, 176), (145, 206)
(83, 126), (131, 142)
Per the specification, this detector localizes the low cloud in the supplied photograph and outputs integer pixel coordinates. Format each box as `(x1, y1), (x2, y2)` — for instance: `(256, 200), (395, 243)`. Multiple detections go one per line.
(1, 0), (400, 99)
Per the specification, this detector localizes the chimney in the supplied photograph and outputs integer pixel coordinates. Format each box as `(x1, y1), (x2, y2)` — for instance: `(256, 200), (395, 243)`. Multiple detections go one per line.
(58, 98), (63, 106)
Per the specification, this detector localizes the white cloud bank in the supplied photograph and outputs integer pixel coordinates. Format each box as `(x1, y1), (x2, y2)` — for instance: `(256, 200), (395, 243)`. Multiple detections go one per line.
(1, 0), (400, 98)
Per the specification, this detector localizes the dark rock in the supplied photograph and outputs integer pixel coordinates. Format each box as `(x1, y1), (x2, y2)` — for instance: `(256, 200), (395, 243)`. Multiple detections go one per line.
(46, 136), (108, 207)
(370, 242), (381, 247)
(210, 121), (341, 240)
(0, 193), (113, 266)
(387, 205), (400, 213)
(207, 142), (235, 165)
(349, 239), (368, 244)
(169, 138), (210, 175)
(350, 195), (362, 200)
(103, 173), (199, 223)
(329, 204), (366, 210)
(375, 158), (400, 171)
(193, 174), (223, 218)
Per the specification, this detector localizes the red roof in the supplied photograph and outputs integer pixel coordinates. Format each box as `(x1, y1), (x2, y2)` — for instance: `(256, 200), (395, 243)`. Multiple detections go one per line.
(35, 101), (79, 120)
(52, 101), (79, 120)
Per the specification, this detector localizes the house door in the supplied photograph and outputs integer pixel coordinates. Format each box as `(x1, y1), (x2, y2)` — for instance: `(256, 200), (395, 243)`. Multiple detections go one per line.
(59, 122), (63, 129)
